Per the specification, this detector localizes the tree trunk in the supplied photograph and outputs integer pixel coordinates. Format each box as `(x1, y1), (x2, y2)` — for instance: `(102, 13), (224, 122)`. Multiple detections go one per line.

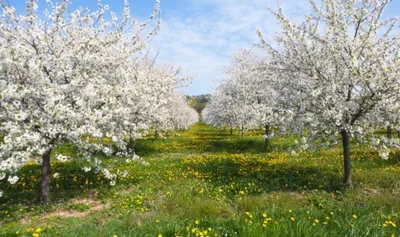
(230, 124), (233, 136)
(129, 134), (135, 156)
(40, 148), (52, 203)
(264, 124), (270, 152)
(155, 129), (159, 139)
(387, 125), (392, 139)
(398, 130), (400, 138)
(341, 129), (353, 188)
(241, 125), (244, 137)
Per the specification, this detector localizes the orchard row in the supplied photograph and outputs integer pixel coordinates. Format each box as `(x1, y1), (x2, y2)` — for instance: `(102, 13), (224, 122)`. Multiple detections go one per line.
(203, 0), (400, 187)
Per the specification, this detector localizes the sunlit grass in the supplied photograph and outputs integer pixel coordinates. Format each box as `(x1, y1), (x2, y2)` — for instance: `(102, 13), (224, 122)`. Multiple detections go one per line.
(0, 123), (399, 237)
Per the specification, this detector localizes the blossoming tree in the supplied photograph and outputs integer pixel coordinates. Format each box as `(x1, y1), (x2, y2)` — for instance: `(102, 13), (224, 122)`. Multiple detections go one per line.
(0, 0), (161, 202)
(203, 50), (286, 151)
(258, 0), (400, 187)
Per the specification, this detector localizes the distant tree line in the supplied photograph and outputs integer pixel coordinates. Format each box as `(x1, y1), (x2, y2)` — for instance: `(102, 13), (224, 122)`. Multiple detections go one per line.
(186, 94), (211, 113)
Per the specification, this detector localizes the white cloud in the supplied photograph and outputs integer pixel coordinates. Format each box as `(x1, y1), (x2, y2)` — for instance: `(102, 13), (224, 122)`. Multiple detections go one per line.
(150, 0), (311, 95)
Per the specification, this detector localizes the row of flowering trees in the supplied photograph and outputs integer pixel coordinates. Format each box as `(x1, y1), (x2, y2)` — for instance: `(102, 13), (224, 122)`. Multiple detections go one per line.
(203, 0), (400, 187)
(0, 0), (197, 202)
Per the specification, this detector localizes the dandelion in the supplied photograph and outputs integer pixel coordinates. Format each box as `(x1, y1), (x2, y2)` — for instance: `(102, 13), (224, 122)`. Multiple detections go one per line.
(290, 217), (295, 222)
(352, 214), (358, 219)
(195, 220), (200, 225)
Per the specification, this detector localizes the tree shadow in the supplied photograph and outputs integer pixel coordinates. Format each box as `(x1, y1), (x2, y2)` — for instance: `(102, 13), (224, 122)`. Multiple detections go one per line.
(184, 156), (345, 195)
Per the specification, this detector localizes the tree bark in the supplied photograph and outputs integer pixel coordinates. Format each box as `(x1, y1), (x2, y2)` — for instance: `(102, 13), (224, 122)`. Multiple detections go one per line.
(230, 124), (233, 136)
(341, 129), (353, 188)
(264, 124), (270, 152)
(129, 134), (135, 156)
(387, 125), (392, 139)
(155, 129), (159, 139)
(40, 148), (52, 203)
(241, 125), (244, 137)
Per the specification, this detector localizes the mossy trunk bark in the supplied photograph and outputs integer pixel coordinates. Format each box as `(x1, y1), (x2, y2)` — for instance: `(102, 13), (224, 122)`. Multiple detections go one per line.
(40, 148), (52, 203)
(129, 134), (135, 156)
(264, 124), (270, 152)
(387, 125), (392, 139)
(341, 129), (353, 188)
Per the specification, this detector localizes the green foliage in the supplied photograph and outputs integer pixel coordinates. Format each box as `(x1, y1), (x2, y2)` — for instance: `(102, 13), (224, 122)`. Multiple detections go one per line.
(186, 94), (211, 113)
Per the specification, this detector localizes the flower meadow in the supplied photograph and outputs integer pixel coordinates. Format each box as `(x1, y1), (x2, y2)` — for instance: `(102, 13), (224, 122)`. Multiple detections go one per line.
(0, 123), (399, 237)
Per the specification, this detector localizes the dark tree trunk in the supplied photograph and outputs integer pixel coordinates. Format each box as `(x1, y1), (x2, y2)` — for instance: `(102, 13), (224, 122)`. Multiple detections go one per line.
(230, 124), (233, 136)
(129, 134), (135, 156)
(398, 130), (400, 138)
(387, 125), (392, 139)
(341, 129), (353, 188)
(264, 124), (270, 152)
(155, 129), (159, 139)
(241, 125), (244, 137)
(40, 148), (52, 203)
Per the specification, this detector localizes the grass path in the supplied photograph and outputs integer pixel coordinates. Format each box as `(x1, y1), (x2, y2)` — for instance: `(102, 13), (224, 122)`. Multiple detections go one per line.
(0, 123), (400, 236)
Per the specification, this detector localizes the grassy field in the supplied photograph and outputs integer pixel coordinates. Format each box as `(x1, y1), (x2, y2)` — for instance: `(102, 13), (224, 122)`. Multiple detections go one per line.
(0, 123), (400, 237)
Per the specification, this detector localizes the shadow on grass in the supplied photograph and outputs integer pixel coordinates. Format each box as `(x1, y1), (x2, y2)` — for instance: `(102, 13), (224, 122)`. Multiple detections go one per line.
(0, 160), (112, 208)
(183, 156), (345, 195)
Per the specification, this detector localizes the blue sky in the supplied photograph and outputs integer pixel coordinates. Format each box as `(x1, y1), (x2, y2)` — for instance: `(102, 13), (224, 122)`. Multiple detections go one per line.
(7, 0), (400, 95)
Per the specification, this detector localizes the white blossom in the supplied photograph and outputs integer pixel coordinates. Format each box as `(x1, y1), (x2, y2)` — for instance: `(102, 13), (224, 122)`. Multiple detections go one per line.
(7, 176), (19, 185)
(56, 155), (70, 163)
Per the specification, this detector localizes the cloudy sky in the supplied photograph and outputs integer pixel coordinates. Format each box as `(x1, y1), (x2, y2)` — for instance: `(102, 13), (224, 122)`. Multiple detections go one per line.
(8, 0), (400, 95)
(150, 0), (313, 95)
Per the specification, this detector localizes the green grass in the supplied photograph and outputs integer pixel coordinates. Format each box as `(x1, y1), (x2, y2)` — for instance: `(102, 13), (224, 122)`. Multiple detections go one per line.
(0, 123), (399, 237)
